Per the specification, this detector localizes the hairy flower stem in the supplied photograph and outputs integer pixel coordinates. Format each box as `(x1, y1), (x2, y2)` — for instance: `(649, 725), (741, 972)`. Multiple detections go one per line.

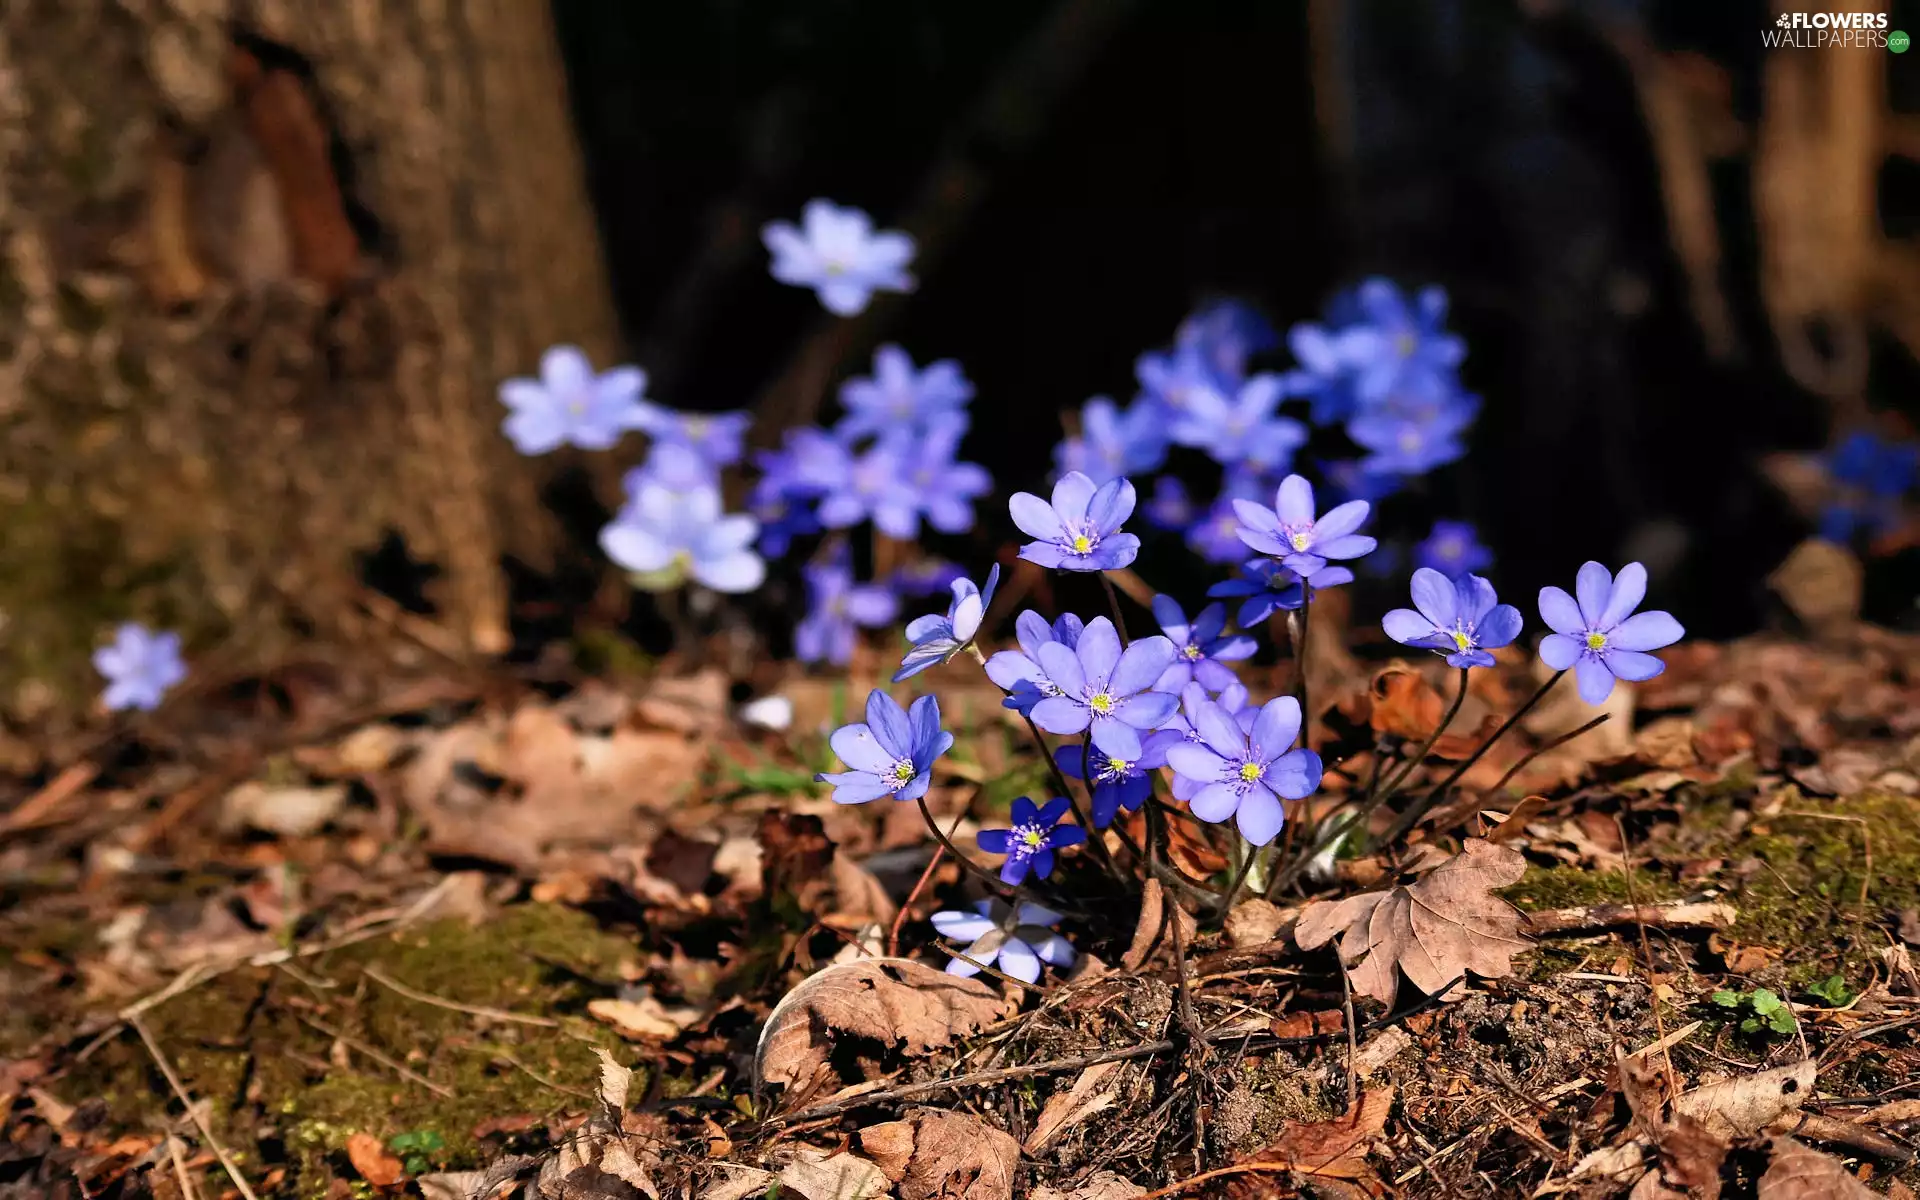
(1376, 668), (1567, 847)
(1099, 572), (1132, 646)
(1292, 589), (1313, 740)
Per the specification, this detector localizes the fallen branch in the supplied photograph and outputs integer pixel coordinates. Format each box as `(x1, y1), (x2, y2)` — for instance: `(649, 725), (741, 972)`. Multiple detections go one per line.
(131, 1015), (260, 1200)
(1524, 900), (1736, 935)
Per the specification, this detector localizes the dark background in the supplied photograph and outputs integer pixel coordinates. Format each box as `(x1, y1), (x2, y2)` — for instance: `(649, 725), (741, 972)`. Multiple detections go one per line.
(550, 0), (1920, 641)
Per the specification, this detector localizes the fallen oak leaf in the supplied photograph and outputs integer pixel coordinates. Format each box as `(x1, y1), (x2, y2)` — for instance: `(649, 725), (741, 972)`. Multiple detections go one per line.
(1294, 839), (1529, 1006)
(1367, 664), (1445, 740)
(346, 1131), (405, 1187)
(861, 1109), (1022, 1200)
(587, 996), (704, 1042)
(1230, 1086), (1394, 1185)
(754, 958), (1008, 1099)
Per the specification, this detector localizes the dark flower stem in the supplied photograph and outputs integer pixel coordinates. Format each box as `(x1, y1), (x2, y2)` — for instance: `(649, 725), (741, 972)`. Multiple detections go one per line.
(1212, 842), (1261, 920)
(915, 795), (1018, 899)
(1374, 667), (1472, 805)
(1377, 669), (1567, 847)
(1099, 571), (1132, 645)
(1487, 713), (1611, 794)
(1023, 716), (1127, 883)
(1292, 589), (1312, 737)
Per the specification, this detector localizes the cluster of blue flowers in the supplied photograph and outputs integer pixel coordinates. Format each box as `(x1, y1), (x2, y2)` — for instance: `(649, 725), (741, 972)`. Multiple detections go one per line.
(1819, 430), (1920, 546)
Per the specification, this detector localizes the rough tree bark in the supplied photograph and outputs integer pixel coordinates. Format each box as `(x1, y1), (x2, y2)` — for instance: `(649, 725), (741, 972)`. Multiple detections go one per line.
(0, 0), (621, 717)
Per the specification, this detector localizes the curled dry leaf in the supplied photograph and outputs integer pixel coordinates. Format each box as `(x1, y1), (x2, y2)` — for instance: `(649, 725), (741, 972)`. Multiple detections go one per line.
(1367, 664), (1445, 740)
(755, 958), (1008, 1097)
(1030, 1173), (1146, 1200)
(587, 995), (704, 1042)
(1758, 1138), (1880, 1200)
(861, 1109), (1023, 1200)
(1024, 1060), (1125, 1155)
(1675, 1060), (1817, 1139)
(1231, 1086), (1394, 1185)
(697, 1149), (893, 1200)
(346, 1131), (405, 1187)
(1294, 839), (1530, 1006)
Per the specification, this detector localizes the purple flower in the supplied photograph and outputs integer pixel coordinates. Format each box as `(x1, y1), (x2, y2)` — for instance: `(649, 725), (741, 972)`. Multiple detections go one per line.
(1055, 738), (1169, 827)
(795, 548), (899, 667)
(1821, 431), (1920, 542)
(1538, 562), (1685, 704)
(1181, 299), (1279, 380)
(836, 345), (973, 441)
(985, 611), (1084, 715)
(629, 441), (719, 493)
(1136, 339), (1235, 420)
(1414, 520), (1493, 578)
(1208, 559), (1352, 628)
(1233, 474), (1377, 577)
(1346, 278), (1467, 404)
(1150, 596), (1255, 693)
(1382, 570), (1522, 669)
(762, 199), (914, 316)
(1164, 696), (1323, 845)
(1186, 470), (1271, 564)
(816, 690), (953, 804)
(1011, 472), (1142, 572)
(896, 564), (1001, 681)
(1282, 322), (1376, 425)
(746, 447), (822, 558)
(975, 796), (1087, 885)
(1145, 476), (1195, 531)
(897, 414), (992, 536)
(932, 899), (1073, 984)
(890, 559), (967, 598)
(1054, 396), (1168, 486)
(498, 345), (651, 455)
(94, 623), (186, 712)
(640, 407), (752, 472)
(1160, 682), (1253, 802)
(1168, 374), (1308, 472)
(1028, 617), (1179, 758)
(789, 429), (920, 539)
(1346, 383), (1475, 475)
(600, 483), (764, 593)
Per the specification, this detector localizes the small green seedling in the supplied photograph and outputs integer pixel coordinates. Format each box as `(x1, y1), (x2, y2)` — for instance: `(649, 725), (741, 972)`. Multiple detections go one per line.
(1712, 987), (1797, 1035)
(1805, 974), (1854, 1006)
(387, 1129), (446, 1175)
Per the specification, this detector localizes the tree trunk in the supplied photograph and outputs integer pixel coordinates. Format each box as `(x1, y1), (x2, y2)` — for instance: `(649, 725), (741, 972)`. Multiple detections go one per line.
(0, 0), (620, 716)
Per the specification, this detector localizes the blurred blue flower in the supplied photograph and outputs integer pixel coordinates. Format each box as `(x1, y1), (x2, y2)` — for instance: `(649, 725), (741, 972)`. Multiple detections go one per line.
(976, 796), (1086, 885)
(895, 564), (1001, 681)
(1346, 279), (1467, 403)
(836, 344), (973, 441)
(794, 546), (898, 667)
(1027, 617), (1178, 759)
(1821, 431), (1920, 542)
(1010, 472), (1142, 572)
(745, 446), (822, 558)
(1414, 520), (1493, 578)
(789, 429), (918, 539)
(1136, 341), (1235, 421)
(1186, 469), (1271, 564)
(95, 623), (186, 712)
(600, 483), (764, 593)
(1164, 695), (1323, 846)
(762, 199), (915, 316)
(1346, 381), (1476, 475)
(1054, 396), (1168, 485)
(933, 899), (1073, 983)
(1209, 560), (1352, 628)
(498, 345), (651, 455)
(1145, 476), (1195, 531)
(816, 690), (953, 804)
(1538, 562), (1685, 704)
(1233, 474), (1377, 577)
(1320, 459), (1405, 507)
(1150, 596), (1255, 693)
(898, 413), (992, 536)
(1168, 374), (1308, 472)
(890, 559), (968, 598)
(985, 611), (1084, 715)
(1180, 299), (1279, 381)
(1383, 570), (1522, 669)
(640, 407), (751, 472)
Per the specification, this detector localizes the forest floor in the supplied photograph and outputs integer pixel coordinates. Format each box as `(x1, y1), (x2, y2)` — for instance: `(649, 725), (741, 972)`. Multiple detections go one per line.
(3, 613), (1920, 1200)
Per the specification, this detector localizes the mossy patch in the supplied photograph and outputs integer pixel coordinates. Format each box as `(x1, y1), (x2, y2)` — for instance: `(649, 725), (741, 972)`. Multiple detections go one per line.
(63, 904), (638, 1191)
(1502, 865), (1685, 912)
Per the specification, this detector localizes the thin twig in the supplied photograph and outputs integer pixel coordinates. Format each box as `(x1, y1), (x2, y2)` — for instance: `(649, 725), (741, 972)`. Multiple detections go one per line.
(1138, 1163), (1294, 1199)
(1340, 962), (1359, 1111)
(131, 1014), (260, 1200)
(915, 795), (1018, 899)
(361, 965), (560, 1028)
(889, 837), (954, 959)
(166, 1136), (201, 1200)
(1488, 713), (1612, 794)
(1378, 669), (1566, 846)
(294, 1012), (455, 1098)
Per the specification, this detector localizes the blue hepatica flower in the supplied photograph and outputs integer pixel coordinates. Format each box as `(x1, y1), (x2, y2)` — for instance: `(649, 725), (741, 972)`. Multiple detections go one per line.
(1150, 596), (1256, 693)
(1538, 562), (1686, 704)
(498, 345), (651, 455)
(1415, 520), (1493, 578)
(1345, 278), (1468, 404)
(1346, 381), (1476, 476)
(745, 447), (822, 559)
(1055, 737), (1171, 828)
(933, 899), (1073, 984)
(794, 547), (899, 667)
(1186, 469), (1272, 564)
(1383, 569), (1523, 669)
(1054, 396), (1168, 486)
(1165, 695), (1323, 846)
(1821, 431), (1920, 543)
(640, 407), (752, 473)
(1160, 682), (1254, 802)
(1168, 374), (1308, 472)
(1135, 299), (1275, 421)
(1010, 472), (1142, 572)
(1209, 559), (1339, 628)
(1234, 473), (1377, 578)
(762, 199), (915, 316)
(890, 559), (967, 598)
(896, 413), (992, 536)
(95, 623), (186, 712)
(985, 611), (1084, 715)
(600, 482), (764, 593)
(835, 344), (973, 441)
(896, 564), (1001, 681)
(817, 690), (954, 804)
(629, 441), (719, 493)
(1028, 617), (1178, 758)
(1145, 476), (1195, 531)
(976, 796), (1087, 885)
(789, 428), (918, 539)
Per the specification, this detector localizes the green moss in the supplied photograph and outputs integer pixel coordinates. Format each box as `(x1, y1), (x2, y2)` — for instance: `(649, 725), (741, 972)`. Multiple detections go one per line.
(1503, 865), (1685, 912)
(570, 627), (654, 678)
(64, 904), (639, 1191)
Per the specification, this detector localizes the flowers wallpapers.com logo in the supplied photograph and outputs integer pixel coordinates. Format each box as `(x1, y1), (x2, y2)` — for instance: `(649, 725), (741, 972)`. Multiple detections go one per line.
(1764, 11), (1905, 50)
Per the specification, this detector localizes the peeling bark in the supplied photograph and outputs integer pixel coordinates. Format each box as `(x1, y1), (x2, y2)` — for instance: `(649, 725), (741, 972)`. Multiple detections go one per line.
(0, 0), (620, 715)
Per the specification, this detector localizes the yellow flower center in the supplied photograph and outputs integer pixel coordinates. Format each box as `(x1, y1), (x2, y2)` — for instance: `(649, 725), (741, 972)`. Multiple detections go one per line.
(1399, 428), (1421, 452)
(567, 399), (586, 417)
(1586, 632), (1608, 652)
(1183, 643), (1202, 660)
(890, 760), (917, 784)
(1397, 332), (1417, 357)
(1072, 534), (1093, 554)
(1239, 762), (1265, 783)
(1089, 692), (1114, 715)
(1451, 630), (1472, 652)
(1288, 531), (1312, 552)
(1108, 759), (1133, 775)
(1021, 828), (1046, 849)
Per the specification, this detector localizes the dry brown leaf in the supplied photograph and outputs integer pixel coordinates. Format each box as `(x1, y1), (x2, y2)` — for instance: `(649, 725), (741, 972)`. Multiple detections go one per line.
(1223, 898), (1289, 948)
(1031, 1174), (1146, 1200)
(1234, 1086), (1394, 1182)
(1675, 1060), (1817, 1138)
(587, 996), (703, 1042)
(347, 1131), (405, 1187)
(860, 1109), (1022, 1200)
(755, 958), (1007, 1095)
(1294, 840), (1530, 1006)
(219, 781), (349, 838)
(1368, 665), (1444, 739)
(1269, 1009), (1345, 1039)
(775, 1150), (893, 1200)
(1024, 1061), (1125, 1154)
(1758, 1138), (1880, 1200)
